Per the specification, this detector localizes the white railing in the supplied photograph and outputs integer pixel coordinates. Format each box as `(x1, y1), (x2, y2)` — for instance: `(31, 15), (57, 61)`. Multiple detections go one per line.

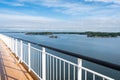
(0, 34), (115, 80)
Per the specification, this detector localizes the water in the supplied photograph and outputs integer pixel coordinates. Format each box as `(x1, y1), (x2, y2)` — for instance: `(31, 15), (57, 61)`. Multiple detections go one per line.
(2, 33), (120, 80)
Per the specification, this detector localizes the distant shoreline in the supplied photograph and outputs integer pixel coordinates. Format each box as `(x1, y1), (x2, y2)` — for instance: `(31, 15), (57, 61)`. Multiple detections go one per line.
(25, 32), (120, 38)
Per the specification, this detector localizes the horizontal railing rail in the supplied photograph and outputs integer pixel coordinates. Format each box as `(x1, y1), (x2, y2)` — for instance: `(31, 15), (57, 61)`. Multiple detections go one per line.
(0, 34), (118, 80)
(3, 35), (120, 71)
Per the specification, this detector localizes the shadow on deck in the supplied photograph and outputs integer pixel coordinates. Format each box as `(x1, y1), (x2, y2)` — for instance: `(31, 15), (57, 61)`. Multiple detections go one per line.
(0, 40), (34, 80)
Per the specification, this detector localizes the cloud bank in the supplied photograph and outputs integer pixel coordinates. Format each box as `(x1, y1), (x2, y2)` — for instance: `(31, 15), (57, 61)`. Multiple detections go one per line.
(0, 0), (120, 32)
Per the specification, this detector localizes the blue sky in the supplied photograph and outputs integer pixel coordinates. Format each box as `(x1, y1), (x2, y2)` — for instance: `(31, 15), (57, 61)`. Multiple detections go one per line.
(0, 0), (120, 32)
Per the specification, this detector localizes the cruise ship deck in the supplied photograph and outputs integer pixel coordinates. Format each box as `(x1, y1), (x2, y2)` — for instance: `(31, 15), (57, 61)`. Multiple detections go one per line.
(0, 40), (34, 80)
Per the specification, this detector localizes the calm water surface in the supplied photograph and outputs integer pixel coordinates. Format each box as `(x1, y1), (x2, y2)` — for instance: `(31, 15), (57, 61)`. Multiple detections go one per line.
(3, 33), (120, 80)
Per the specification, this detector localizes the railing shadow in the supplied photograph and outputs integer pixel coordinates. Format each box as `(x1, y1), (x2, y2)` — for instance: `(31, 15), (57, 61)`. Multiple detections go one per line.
(0, 45), (30, 80)
(0, 51), (15, 80)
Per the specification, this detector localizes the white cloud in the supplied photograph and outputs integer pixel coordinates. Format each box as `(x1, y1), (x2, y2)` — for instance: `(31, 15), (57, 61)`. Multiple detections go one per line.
(3, 0), (93, 15)
(85, 0), (120, 4)
(0, 13), (59, 29)
(0, 1), (24, 6)
(0, 0), (120, 32)
(0, 9), (25, 15)
(1, 0), (120, 16)
(41, 1), (96, 15)
(0, 13), (59, 23)
(15, 0), (120, 16)
(0, 13), (120, 32)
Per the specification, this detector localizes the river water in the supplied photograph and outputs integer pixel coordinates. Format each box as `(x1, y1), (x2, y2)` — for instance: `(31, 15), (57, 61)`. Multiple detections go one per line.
(2, 33), (120, 80)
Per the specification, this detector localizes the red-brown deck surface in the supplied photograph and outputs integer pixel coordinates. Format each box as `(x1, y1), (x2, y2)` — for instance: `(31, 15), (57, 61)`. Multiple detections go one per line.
(0, 40), (34, 80)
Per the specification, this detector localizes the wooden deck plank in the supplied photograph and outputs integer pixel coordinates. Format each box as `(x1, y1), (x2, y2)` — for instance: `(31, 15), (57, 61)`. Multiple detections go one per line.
(0, 40), (34, 80)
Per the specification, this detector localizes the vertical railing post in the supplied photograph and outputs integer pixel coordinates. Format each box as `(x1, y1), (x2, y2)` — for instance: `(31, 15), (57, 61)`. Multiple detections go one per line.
(28, 43), (31, 71)
(78, 58), (82, 80)
(9, 37), (11, 48)
(20, 40), (23, 62)
(9, 37), (13, 50)
(12, 38), (14, 52)
(8, 37), (9, 46)
(11, 38), (13, 51)
(8, 37), (10, 48)
(42, 47), (46, 80)
(13, 38), (15, 53)
(15, 39), (18, 57)
(10, 38), (12, 50)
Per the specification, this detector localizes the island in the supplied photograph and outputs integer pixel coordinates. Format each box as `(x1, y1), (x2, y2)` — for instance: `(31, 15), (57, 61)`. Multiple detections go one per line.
(25, 32), (120, 38)
(85, 32), (120, 37)
(49, 35), (58, 38)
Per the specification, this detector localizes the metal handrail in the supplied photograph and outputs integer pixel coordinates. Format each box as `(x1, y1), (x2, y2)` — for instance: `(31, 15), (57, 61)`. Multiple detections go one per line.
(3, 35), (120, 71)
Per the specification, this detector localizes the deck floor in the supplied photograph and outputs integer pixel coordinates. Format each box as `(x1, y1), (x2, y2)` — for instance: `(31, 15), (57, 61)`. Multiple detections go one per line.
(0, 40), (34, 80)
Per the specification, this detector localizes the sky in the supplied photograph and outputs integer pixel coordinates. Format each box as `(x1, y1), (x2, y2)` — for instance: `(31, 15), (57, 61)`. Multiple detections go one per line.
(0, 0), (120, 32)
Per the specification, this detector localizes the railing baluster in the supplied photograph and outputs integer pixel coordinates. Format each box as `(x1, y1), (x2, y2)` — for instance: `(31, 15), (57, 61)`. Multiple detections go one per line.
(20, 40), (23, 62)
(93, 74), (95, 80)
(28, 43), (31, 71)
(64, 62), (65, 80)
(42, 47), (46, 80)
(50, 56), (51, 80)
(85, 70), (87, 80)
(73, 66), (75, 80)
(11, 38), (12, 51)
(47, 55), (49, 80)
(53, 58), (54, 80)
(13, 38), (14, 52)
(39, 52), (41, 77)
(56, 58), (57, 80)
(15, 39), (18, 57)
(40, 52), (42, 77)
(59, 60), (61, 80)
(103, 78), (105, 80)
(12, 38), (14, 52)
(68, 63), (70, 80)
(10, 38), (12, 51)
(78, 58), (82, 80)
(13, 39), (15, 53)
(37, 51), (39, 74)
(11, 38), (12, 49)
